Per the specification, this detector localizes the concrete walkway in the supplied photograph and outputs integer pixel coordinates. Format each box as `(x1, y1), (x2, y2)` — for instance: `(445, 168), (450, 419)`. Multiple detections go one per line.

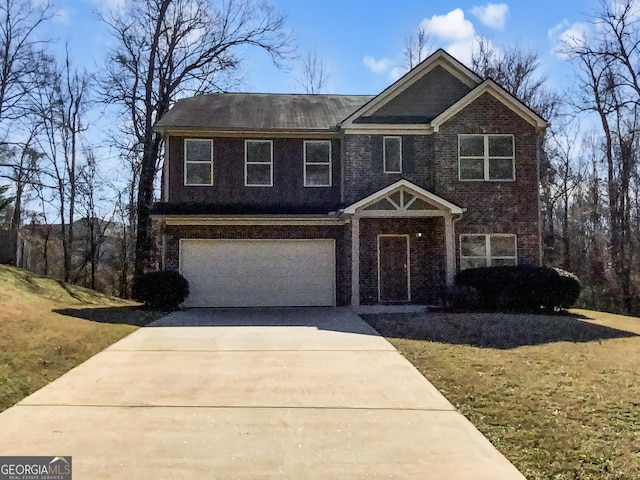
(0, 308), (525, 479)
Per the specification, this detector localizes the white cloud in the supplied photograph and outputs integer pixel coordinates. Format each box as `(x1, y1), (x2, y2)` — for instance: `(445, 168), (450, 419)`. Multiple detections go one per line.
(470, 3), (509, 29)
(363, 55), (395, 74)
(548, 20), (589, 59)
(420, 8), (475, 43)
(417, 9), (482, 66)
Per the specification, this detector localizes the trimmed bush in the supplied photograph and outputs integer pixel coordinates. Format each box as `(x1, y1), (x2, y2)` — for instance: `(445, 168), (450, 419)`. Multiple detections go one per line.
(455, 266), (581, 312)
(132, 270), (190, 310)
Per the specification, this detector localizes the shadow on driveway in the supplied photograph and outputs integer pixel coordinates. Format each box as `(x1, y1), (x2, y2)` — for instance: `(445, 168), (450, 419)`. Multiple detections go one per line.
(53, 306), (166, 327)
(54, 306), (381, 337)
(363, 311), (639, 349)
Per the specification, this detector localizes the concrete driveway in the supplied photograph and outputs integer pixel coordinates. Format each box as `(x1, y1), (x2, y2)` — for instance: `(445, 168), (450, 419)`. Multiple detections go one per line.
(0, 307), (525, 479)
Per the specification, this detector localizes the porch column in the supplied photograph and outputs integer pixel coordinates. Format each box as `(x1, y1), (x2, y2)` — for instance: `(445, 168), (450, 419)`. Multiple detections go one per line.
(351, 216), (360, 308)
(444, 214), (456, 286)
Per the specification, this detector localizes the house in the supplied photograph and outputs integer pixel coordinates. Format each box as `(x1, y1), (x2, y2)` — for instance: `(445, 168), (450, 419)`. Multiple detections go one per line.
(152, 49), (547, 308)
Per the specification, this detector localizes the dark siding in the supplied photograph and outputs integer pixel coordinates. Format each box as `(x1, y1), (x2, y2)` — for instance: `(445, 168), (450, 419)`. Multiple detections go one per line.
(368, 65), (472, 119)
(168, 136), (341, 211)
(402, 136), (414, 173)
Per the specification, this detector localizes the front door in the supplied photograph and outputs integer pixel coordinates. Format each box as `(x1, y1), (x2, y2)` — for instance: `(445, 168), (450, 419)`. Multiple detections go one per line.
(378, 234), (410, 303)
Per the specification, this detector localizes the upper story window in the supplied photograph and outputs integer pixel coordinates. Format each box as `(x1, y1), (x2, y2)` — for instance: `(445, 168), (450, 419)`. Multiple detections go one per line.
(460, 234), (517, 270)
(184, 139), (213, 186)
(384, 136), (402, 173)
(459, 134), (514, 181)
(304, 140), (331, 187)
(245, 140), (273, 187)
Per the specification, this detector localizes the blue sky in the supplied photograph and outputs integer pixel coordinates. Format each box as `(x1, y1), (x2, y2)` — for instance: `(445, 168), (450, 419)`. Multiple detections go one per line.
(50, 0), (596, 97)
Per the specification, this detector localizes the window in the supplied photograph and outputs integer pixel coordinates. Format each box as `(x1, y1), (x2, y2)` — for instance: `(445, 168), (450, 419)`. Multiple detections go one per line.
(460, 234), (517, 270)
(384, 136), (402, 173)
(245, 140), (273, 186)
(184, 139), (213, 186)
(304, 140), (331, 187)
(459, 135), (514, 181)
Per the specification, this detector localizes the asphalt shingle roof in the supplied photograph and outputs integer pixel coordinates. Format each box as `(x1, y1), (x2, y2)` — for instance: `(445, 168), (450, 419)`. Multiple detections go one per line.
(155, 93), (375, 132)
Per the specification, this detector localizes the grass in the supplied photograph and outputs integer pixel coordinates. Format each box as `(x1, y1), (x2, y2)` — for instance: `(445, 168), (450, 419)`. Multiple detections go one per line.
(363, 309), (640, 480)
(0, 265), (165, 412)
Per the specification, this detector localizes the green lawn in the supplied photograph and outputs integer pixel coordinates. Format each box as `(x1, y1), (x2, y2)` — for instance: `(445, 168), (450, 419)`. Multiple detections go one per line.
(0, 265), (165, 412)
(364, 309), (640, 480)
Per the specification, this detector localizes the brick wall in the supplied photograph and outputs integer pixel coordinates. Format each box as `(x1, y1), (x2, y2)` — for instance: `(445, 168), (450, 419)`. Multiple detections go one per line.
(342, 134), (434, 204)
(433, 92), (542, 266)
(163, 224), (350, 306)
(358, 217), (445, 305)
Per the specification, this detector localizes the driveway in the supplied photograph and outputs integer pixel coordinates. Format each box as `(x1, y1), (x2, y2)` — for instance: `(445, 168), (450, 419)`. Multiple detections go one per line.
(0, 308), (525, 479)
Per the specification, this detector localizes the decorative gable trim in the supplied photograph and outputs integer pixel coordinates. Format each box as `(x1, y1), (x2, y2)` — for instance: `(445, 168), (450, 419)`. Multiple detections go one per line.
(341, 49), (482, 129)
(432, 80), (548, 132)
(342, 179), (464, 215)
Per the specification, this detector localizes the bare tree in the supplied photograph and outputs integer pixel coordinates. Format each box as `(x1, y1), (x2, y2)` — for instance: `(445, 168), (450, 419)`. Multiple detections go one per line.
(564, 0), (640, 312)
(99, 0), (294, 277)
(403, 27), (431, 71)
(0, 0), (53, 129)
(296, 49), (328, 94)
(28, 52), (91, 282)
(472, 38), (558, 117)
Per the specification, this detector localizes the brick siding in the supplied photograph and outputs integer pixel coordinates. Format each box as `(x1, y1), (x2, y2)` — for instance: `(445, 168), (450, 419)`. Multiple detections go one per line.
(358, 217), (445, 305)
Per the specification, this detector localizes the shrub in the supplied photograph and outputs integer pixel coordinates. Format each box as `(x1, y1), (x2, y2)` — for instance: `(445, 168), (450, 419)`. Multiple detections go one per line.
(455, 266), (581, 312)
(132, 270), (189, 310)
(442, 285), (483, 311)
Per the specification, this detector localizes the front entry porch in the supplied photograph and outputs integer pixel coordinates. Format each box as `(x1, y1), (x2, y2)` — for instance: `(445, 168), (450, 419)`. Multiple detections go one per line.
(342, 179), (464, 308)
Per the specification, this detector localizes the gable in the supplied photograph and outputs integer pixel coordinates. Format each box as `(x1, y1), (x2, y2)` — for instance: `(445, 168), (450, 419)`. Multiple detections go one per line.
(341, 49), (481, 130)
(432, 80), (547, 132)
(359, 65), (472, 122)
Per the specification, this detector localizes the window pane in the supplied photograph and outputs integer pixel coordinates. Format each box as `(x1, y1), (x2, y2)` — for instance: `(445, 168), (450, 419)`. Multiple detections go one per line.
(460, 257), (488, 270)
(492, 258), (517, 267)
(306, 142), (330, 163)
(491, 236), (516, 256)
(460, 158), (484, 180)
(459, 135), (484, 156)
(461, 235), (487, 256)
(489, 136), (513, 156)
(384, 137), (401, 172)
(305, 164), (331, 186)
(489, 158), (514, 180)
(186, 163), (211, 185)
(247, 141), (271, 163)
(246, 164), (271, 185)
(186, 140), (211, 162)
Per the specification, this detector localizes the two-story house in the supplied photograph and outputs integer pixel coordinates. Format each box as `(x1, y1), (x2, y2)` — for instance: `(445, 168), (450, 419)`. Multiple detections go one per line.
(152, 49), (547, 308)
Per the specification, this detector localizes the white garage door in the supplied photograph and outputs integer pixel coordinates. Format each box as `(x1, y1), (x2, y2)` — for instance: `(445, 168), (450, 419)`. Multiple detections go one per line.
(180, 239), (336, 307)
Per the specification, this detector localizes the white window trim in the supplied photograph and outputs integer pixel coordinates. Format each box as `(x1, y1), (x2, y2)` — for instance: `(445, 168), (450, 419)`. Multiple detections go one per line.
(458, 134), (515, 182)
(304, 140), (332, 187)
(459, 234), (518, 269)
(184, 138), (213, 186)
(383, 136), (402, 173)
(245, 139), (273, 187)
(377, 234), (411, 303)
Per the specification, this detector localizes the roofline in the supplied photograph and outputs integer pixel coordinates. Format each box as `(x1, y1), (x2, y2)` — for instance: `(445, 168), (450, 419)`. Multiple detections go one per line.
(153, 127), (342, 137)
(340, 49), (482, 128)
(153, 215), (345, 226)
(432, 80), (548, 132)
(342, 179), (464, 215)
